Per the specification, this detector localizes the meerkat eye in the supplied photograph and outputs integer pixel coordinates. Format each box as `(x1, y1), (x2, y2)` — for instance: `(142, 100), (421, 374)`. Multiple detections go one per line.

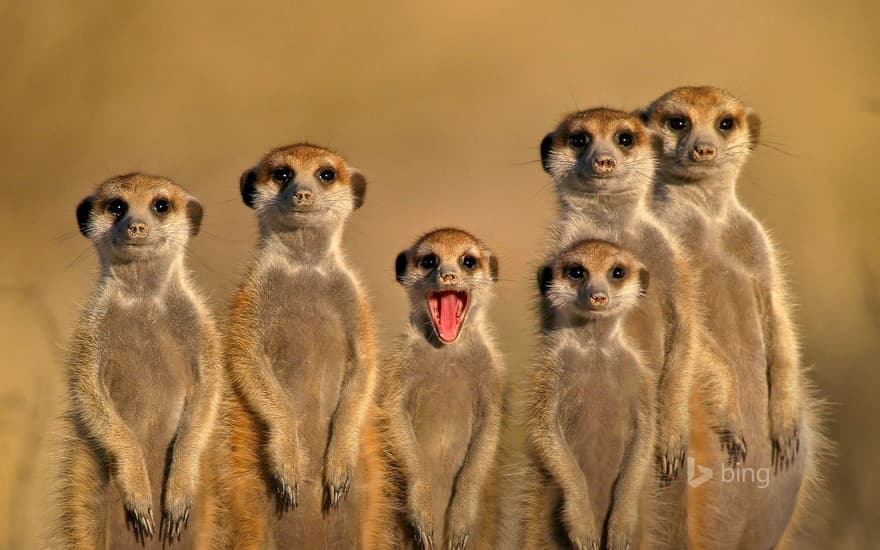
(611, 265), (627, 280)
(461, 255), (479, 270)
(419, 254), (439, 270)
(153, 198), (171, 214)
(568, 133), (588, 149)
(719, 117), (735, 131)
(106, 199), (127, 218)
(318, 168), (336, 183)
(667, 117), (688, 131)
(617, 132), (635, 148)
(271, 167), (293, 184)
(566, 265), (586, 280)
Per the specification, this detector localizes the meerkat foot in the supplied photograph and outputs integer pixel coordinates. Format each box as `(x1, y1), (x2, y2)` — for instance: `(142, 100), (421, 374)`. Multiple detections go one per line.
(771, 422), (800, 474)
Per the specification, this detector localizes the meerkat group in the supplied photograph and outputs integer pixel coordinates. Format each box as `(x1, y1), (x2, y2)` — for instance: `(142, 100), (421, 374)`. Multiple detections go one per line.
(50, 86), (821, 550)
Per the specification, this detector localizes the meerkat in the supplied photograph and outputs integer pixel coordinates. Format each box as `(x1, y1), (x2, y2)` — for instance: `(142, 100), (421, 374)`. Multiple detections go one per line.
(521, 239), (656, 550)
(378, 228), (505, 550)
(52, 174), (222, 549)
(643, 86), (823, 549)
(220, 143), (381, 549)
(539, 107), (746, 480)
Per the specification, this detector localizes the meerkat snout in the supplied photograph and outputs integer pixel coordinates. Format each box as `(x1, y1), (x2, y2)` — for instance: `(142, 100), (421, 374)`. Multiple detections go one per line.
(593, 155), (616, 174)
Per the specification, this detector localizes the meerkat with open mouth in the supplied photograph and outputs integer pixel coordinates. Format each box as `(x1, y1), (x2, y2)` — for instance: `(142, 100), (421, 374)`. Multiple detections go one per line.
(379, 228), (505, 550)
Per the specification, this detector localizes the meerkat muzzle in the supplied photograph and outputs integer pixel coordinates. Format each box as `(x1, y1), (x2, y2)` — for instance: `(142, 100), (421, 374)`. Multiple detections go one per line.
(427, 290), (469, 343)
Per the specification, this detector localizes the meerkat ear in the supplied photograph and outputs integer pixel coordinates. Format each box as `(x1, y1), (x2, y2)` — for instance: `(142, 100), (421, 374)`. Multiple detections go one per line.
(540, 133), (555, 173)
(186, 198), (203, 237)
(395, 251), (408, 283)
(350, 170), (367, 210)
(636, 108), (651, 124)
(538, 265), (553, 296)
(489, 255), (499, 282)
(638, 268), (650, 295)
(239, 168), (258, 208)
(648, 129), (664, 156)
(76, 195), (95, 237)
(746, 109), (762, 146)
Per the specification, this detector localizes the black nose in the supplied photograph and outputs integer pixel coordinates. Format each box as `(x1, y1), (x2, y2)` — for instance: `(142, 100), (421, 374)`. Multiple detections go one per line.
(293, 190), (315, 206)
(127, 222), (149, 239)
(593, 156), (616, 173)
(693, 144), (717, 161)
(589, 292), (608, 307)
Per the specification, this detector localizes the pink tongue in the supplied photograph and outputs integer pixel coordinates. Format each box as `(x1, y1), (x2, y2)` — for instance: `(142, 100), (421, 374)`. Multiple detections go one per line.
(438, 292), (461, 341)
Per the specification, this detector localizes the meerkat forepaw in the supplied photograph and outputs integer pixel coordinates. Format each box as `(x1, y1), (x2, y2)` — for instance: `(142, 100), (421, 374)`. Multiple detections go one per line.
(273, 472), (299, 513)
(771, 422), (800, 474)
(657, 438), (687, 484)
(714, 425), (748, 467)
(116, 453), (155, 541)
(161, 483), (193, 543)
(562, 500), (598, 550)
(410, 518), (435, 550)
(446, 530), (470, 550)
(124, 504), (155, 544)
(323, 453), (355, 510)
(606, 512), (636, 550)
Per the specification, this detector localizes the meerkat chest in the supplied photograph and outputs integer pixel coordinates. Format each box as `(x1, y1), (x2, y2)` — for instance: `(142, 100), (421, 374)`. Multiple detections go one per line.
(407, 345), (491, 469)
(99, 298), (196, 439)
(259, 265), (356, 397)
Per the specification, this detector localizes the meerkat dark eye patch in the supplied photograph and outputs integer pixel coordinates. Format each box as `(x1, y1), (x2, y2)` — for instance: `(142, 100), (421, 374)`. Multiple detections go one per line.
(271, 166), (293, 185)
(318, 168), (336, 183)
(568, 132), (588, 149)
(186, 199), (203, 237)
(76, 195), (96, 237)
(350, 171), (367, 210)
(153, 197), (171, 215)
(419, 254), (439, 270)
(566, 265), (586, 280)
(667, 117), (688, 131)
(239, 168), (258, 208)
(106, 199), (127, 219)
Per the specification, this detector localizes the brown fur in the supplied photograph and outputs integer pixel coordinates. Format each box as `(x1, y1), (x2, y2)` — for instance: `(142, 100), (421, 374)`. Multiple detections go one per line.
(520, 240), (657, 550)
(643, 86), (827, 549)
(533, 107), (749, 549)
(51, 174), (222, 549)
(216, 144), (382, 549)
(378, 228), (505, 550)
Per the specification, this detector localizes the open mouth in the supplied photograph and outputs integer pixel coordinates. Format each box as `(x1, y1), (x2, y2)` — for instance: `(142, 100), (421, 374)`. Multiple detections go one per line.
(427, 290), (469, 344)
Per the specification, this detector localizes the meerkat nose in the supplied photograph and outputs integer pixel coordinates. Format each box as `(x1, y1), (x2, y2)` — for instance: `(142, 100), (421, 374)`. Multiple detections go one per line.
(593, 156), (616, 173)
(292, 190), (315, 206)
(693, 143), (717, 161)
(126, 222), (150, 239)
(589, 292), (609, 307)
(439, 271), (459, 285)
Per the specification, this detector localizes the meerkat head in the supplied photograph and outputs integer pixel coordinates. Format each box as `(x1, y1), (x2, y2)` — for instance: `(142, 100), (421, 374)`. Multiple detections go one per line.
(395, 228), (499, 345)
(239, 143), (366, 232)
(642, 86), (761, 181)
(538, 239), (648, 321)
(540, 108), (657, 203)
(76, 173), (203, 264)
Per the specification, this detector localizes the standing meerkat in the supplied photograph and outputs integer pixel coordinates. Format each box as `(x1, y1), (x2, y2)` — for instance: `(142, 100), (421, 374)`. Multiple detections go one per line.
(220, 143), (381, 549)
(379, 228), (505, 550)
(522, 239), (656, 550)
(643, 86), (822, 549)
(538, 108), (748, 549)
(52, 174), (222, 549)
(539, 108), (746, 479)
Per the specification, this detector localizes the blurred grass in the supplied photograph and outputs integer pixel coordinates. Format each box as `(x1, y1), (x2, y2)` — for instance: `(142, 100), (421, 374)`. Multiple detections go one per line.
(0, 0), (877, 547)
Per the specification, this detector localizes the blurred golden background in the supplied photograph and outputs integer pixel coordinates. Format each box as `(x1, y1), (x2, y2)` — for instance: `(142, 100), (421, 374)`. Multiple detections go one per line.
(0, 0), (876, 547)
